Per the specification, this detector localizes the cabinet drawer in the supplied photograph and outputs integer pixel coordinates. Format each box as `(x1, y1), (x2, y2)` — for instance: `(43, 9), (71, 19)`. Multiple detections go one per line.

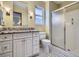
(0, 52), (12, 57)
(0, 34), (12, 41)
(13, 33), (32, 39)
(0, 41), (12, 54)
(26, 33), (32, 38)
(33, 32), (39, 37)
(33, 37), (39, 45)
(13, 33), (27, 39)
(33, 45), (39, 55)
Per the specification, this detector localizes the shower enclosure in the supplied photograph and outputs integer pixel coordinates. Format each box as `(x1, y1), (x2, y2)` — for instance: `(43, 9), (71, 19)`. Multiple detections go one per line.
(51, 2), (79, 56)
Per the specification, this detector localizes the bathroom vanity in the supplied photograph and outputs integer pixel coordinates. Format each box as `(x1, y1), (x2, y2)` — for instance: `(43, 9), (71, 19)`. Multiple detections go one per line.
(0, 30), (39, 57)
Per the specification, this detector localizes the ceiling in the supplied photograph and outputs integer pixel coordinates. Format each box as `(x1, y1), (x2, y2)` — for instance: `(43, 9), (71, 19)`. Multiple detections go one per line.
(53, 1), (64, 4)
(53, 1), (75, 5)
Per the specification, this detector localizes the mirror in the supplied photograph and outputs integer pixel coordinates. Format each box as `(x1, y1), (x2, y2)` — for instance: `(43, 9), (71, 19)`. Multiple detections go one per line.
(13, 1), (28, 27)
(0, 9), (3, 26)
(13, 12), (22, 26)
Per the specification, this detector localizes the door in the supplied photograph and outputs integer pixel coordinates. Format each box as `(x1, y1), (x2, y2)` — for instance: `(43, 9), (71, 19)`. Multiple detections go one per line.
(13, 39), (25, 57)
(25, 37), (32, 57)
(52, 10), (65, 49)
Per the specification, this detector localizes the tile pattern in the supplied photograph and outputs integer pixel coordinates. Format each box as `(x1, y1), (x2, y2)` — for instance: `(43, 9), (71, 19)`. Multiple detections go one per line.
(37, 44), (78, 57)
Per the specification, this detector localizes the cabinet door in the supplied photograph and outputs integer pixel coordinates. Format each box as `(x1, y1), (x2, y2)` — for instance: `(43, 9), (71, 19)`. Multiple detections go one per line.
(13, 39), (25, 57)
(25, 38), (32, 57)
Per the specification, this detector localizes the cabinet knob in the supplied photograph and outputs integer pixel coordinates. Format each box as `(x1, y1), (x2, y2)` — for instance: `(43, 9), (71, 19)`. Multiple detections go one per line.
(3, 46), (8, 50)
(4, 46), (7, 49)
(4, 37), (7, 39)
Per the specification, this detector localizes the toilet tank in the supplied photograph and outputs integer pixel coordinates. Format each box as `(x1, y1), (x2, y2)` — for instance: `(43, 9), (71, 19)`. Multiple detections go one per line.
(39, 32), (46, 40)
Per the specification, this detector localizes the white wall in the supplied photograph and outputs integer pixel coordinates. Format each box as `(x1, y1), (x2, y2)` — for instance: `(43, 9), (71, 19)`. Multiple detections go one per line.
(45, 2), (59, 39)
(65, 2), (79, 55)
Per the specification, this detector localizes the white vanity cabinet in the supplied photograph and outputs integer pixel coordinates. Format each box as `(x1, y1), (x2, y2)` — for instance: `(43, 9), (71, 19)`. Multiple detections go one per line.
(0, 31), (39, 57)
(0, 34), (12, 57)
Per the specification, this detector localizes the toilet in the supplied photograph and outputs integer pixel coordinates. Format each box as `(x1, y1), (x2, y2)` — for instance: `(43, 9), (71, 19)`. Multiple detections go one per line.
(39, 32), (51, 54)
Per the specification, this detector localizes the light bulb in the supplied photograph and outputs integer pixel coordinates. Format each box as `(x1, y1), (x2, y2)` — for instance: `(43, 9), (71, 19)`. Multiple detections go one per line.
(5, 7), (10, 13)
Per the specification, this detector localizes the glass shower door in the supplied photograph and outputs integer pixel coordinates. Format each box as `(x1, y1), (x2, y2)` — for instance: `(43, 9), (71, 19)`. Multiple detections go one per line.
(52, 10), (65, 49)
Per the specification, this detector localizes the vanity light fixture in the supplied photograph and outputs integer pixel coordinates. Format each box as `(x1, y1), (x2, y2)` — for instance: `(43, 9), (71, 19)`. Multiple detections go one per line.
(0, 2), (3, 7)
(0, 2), (1, 6)
(29, 11), (33, 19)
(5, 7), (10, 16)
(30, 16), (32, 19)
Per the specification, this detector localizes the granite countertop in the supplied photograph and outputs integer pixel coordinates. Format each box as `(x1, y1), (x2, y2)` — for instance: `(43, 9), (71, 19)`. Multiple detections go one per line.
(0, 30), (39, 34)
